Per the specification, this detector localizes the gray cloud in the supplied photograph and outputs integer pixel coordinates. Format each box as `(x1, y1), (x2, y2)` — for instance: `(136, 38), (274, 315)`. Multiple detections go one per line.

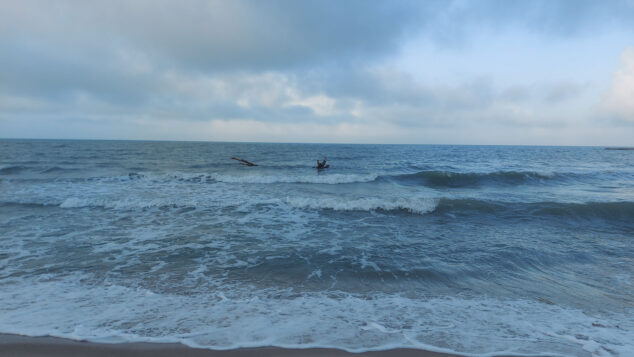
(0, 40), (156, 106)
(0, 0), (427, 112)
(1, 0), (426, 72)
(1, 0), (633, 144)
(4, 1), (632, 75)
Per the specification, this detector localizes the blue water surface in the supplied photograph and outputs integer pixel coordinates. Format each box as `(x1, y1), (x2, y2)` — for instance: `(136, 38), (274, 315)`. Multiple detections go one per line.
(1, 140), (633, 356)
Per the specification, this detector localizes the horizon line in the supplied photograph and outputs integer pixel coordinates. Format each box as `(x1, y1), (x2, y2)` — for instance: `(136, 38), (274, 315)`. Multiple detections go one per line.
(1, 137), (629, 148)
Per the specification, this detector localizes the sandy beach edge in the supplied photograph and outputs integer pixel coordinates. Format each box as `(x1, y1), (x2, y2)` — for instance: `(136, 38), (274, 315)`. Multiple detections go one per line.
(0, 333), (473, 357)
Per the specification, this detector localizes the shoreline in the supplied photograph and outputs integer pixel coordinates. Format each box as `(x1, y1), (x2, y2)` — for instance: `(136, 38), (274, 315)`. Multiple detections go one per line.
(0, 333), (467, 357)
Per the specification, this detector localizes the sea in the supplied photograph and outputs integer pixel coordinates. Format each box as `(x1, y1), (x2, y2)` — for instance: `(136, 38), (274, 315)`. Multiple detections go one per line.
(0, 139), (633, 356)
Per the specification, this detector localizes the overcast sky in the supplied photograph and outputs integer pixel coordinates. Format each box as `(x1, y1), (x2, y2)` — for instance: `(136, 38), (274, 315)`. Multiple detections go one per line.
(1, 0), (633, 145)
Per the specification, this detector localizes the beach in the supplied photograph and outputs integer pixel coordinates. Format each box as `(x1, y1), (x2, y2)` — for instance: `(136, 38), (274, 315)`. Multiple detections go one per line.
(0, 334), (462, 357)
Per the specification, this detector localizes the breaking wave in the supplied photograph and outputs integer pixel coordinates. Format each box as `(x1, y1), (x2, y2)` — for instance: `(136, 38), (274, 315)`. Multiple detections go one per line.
(79, 172), (379, 185)
(285, 197), (634, 221)
(2, 277), (633, 356)
(0, 169), (595, 188)
(284, 196), (439, 215)
(58, 197), (198, 210)
(208, 173), (379, 184)
(434, 199), (634, 221)
(385, 170), (558, 187)
(4, 195), (632, 222)
(159, 170), (564, 186)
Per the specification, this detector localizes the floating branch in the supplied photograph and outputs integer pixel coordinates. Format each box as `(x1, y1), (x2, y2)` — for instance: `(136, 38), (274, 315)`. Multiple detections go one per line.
(230, 157), (257, 166)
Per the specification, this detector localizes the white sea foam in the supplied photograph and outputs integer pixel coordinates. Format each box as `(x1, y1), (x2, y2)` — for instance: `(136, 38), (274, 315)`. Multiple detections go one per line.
(0, 276), (632, 356)
(59, 197), (199, 209)
(81, 171), (380, 185)
(54, 194), (441, 215)
(208, 173), (378, 184)
(52, 184), (438, 215)
(284, 196), (439, 215)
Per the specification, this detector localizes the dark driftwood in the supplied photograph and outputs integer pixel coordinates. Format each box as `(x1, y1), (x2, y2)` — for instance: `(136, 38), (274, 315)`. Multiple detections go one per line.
(230, 157), (257, 166)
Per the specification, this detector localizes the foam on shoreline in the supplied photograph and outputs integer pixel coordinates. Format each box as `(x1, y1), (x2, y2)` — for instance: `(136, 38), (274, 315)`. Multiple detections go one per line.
(1, 277), (631, 356)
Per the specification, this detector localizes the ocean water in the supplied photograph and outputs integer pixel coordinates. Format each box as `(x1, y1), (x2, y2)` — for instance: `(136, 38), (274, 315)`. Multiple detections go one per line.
(0, 139), (633, 356)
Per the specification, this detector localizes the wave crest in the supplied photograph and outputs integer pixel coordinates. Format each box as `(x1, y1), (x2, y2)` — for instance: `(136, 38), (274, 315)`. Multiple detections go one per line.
(59, 197), (198, 210)
(284, 196), (439, 215)
(0, 165), (27, 175)
(40, 167), (78, 174)
(209, 173), (378, 185)
(87, 172), (379, 185)
(435, 199), (634, 221)
(18, 195), (634, 222)
(388, 170), (556, 187)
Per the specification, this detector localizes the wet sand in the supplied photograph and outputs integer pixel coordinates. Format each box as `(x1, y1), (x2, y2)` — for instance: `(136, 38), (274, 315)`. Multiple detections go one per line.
(0, 334), (464, 357)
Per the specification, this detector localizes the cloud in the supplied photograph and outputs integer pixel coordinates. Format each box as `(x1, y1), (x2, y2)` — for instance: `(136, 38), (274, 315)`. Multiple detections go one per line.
(602, 47), (634, 123)
(0, 39), (157, 107)
(0, 59), (594, 138)
(4, 1), (632, 74)
(0, 0), (424, 72)
(1, 1), (633, 144)
(0, 0), (425, 116)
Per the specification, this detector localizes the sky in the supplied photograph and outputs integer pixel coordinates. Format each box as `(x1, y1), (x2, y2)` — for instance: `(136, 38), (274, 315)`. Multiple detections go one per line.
(1, 0), (633, 145)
